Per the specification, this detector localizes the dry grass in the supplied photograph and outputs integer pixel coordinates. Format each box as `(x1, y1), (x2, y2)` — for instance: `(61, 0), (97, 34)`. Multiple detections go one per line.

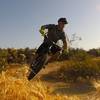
(0, 71), (46, 100)
(0, 65), (81, 100)
(0, 60), (100, 100)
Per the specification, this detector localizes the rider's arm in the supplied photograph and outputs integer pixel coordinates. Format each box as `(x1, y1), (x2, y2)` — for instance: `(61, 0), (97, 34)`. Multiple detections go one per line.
(63, 39), (67, 50)
(62, 32), (68, 52)
(41, 24), (55, 29)
(39, 24), (55, 36)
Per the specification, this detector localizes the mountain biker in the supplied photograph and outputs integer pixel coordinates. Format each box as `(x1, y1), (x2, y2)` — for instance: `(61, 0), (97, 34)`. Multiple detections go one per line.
(36, 17), (68, 57)
(28, 18), (69, 80)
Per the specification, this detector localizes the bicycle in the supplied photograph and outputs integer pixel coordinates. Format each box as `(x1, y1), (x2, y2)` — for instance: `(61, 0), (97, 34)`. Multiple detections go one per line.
(27, 38), (62, 80)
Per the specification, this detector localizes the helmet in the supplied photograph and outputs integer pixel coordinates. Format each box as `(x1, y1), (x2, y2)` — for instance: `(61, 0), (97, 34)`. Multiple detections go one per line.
(58, 18), (68, 24)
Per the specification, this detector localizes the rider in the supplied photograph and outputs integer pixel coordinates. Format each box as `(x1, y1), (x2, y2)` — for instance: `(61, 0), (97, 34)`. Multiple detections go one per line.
(28, 18), (68, 80)
(36, 17), (68, 57)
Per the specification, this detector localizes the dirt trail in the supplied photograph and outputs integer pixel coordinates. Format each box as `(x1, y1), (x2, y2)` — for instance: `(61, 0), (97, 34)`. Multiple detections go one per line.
(32, 62), (63, 86)
(36, 63), (60, 77)
(32, 62), (100, 98)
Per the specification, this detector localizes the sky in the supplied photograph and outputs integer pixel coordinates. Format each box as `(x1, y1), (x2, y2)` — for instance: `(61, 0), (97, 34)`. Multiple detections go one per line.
(0, 0), (100, 50)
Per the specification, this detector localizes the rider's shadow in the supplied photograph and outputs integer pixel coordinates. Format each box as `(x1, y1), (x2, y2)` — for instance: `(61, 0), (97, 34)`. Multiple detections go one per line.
(40, 72), (96, 95)
(51, 81), (96, 95)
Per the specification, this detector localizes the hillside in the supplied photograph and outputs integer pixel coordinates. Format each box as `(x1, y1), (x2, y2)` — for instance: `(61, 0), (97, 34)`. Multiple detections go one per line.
(0, 58), (100, 100)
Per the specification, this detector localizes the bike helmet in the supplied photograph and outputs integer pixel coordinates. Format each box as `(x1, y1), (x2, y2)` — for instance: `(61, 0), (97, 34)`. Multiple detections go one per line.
(58, 17), (68, 24)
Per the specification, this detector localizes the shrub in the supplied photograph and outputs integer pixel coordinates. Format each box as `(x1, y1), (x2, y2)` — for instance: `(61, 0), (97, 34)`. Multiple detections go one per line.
(57, 59), (100, 82)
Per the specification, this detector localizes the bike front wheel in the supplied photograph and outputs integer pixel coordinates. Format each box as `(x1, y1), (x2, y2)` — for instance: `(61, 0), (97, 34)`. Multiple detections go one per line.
(28, 54), (47, 80)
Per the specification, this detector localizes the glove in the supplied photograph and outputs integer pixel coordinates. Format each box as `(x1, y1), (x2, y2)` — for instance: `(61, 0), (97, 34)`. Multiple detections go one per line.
(39, 26), (45, 37)
(39, 29), (45, 36)
(62, 49), (69, 55)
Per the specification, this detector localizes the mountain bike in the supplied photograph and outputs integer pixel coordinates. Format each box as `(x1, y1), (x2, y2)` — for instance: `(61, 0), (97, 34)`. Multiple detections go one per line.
(27, 39), (62, 80)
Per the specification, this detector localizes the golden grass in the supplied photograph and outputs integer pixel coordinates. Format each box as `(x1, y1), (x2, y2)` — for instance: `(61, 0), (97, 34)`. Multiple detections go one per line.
(0, 72), (46, 100)
(0, 62), (100, 100)
(0, 65), (81, 100)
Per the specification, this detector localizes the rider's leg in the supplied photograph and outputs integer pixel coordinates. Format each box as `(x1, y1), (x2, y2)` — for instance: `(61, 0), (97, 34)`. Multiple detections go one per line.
(43, 45), (61, 68)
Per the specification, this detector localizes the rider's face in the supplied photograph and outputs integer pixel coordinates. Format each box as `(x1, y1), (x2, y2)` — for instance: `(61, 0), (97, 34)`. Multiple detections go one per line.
(58, 22), (66, 30)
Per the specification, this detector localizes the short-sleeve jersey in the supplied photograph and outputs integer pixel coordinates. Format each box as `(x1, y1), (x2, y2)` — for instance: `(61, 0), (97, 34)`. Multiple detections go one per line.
(43, 24), (66, 43)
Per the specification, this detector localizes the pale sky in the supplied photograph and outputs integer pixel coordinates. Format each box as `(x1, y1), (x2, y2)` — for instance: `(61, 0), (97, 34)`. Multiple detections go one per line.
(0, 0), (100, 50)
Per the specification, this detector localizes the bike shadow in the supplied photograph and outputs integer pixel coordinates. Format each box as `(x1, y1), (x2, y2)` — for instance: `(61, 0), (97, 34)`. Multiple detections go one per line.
(40, 71), (62, 83)
(40, 71), (96, 95)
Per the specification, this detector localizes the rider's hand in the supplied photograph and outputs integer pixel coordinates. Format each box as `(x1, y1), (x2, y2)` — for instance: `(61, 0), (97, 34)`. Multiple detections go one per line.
(39, 29), (45, 36)
(62, 49), (69, 55)
(39, 26), (45, 36)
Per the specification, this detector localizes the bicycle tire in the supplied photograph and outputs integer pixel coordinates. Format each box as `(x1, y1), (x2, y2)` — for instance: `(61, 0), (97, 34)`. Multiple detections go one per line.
(28, 54), (47, 80)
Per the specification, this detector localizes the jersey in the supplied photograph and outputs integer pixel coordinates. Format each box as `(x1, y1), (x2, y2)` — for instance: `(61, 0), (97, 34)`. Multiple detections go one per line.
(42, 24), (66, 43)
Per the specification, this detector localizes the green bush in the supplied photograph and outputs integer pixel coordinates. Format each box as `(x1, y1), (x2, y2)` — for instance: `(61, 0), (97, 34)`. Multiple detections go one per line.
(57, 59), (100, 82)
